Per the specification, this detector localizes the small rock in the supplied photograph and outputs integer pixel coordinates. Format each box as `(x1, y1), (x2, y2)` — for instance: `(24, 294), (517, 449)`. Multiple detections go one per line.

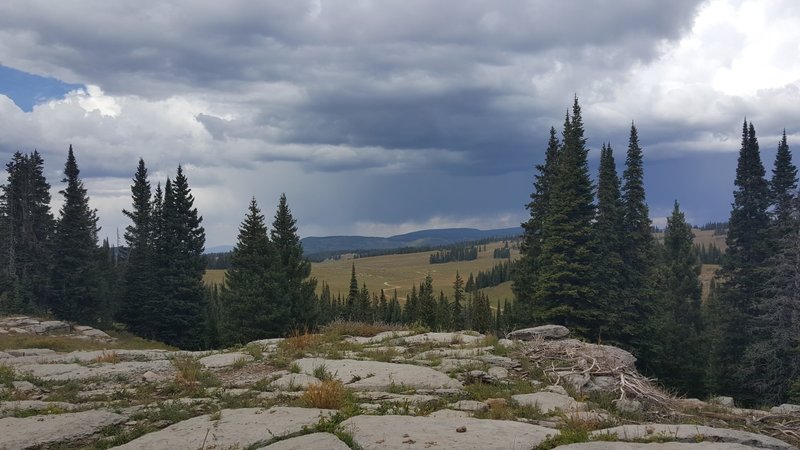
(507, 325), (570, 341)
(544, 385), (568, 396)
(141, 371), (163, 382)
(710, 396), (734, 407)
(613, 398), (642, 413)
(270, 373), (321, 391)
(456, 426), (467, 433)
(487, 366), (508, 379)
(771, 403), (800, 414)
(496, 338), (515, 348)
(585, 375), (617, 393)
(11, 381), (37, 393)
(554, 372), (590, 391)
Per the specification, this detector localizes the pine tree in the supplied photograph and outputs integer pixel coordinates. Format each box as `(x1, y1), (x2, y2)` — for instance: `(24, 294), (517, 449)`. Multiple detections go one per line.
(452, 271), (465, 329)
(534, 97), (598, 335)
(595, 143), (625, 342)
(0, 151), (54, 313)
(755, 193), (800, 404)
(712, 121), (771, 402)
(119, 159), (153, 334)
(347, 264), (358, 320)
(419, 274), (437, 329)
(271, 194), (317, 329)
(220, 197), (287, 344)
(770, 130), (797, 237)
(648, 201), (705, 396)
(514, 126), (560, 324)
(620, 123), (655, 349)
(51, 146), (101, 323)
(155, 166), (207, 349)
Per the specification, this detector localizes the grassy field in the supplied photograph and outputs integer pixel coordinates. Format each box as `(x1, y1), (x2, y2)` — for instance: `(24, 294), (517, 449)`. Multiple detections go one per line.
(204, 229), (727, 304)
(205, 240), (519, 302)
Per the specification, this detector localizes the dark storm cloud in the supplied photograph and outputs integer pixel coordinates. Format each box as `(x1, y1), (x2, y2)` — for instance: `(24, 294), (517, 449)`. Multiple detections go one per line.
(0, 0), (704, 176)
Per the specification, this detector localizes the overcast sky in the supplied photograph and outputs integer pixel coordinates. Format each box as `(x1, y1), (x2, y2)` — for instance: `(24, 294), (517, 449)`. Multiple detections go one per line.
(1, 0), (799, 247)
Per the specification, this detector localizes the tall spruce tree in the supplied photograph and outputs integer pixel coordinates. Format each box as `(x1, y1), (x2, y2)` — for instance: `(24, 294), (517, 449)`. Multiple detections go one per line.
(770, 130), (797, 236)
(220, 197), (286, 344)
(271, 194), (317, 329)
(620, 123), (655, 349)
(595, 143), (625, 342)
(710, 121), (771, 402)
(0, 151), (54, 313)
(155, 166), (207, 349)
(534, 97), (598, 336)
(51, 146), (101, 323)
(452, 271), (465, 329)
(514, 126), (560, 324)
(648, 201), (705, 396)
(119, 159), (153, 334)
(347, 264), (358, 320)
(756, 193), (800, 404)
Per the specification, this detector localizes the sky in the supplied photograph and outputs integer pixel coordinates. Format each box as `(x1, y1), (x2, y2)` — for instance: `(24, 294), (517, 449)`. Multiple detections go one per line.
(1, 0), (799, 248)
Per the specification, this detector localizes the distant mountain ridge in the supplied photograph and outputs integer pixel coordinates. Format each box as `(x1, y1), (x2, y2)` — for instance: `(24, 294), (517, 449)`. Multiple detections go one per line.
(299, 226), (523, 257)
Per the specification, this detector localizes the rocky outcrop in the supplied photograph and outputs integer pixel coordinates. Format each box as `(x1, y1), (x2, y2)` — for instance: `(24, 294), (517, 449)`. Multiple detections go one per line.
(0, 317), (795, 449)
(0, 316), (113, 342)
(507, 325), (570, 340)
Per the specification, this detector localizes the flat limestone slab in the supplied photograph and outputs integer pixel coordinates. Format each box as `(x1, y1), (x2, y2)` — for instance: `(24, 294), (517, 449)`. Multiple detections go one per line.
(294, 358), (462, 391)
(199, 352), (254, 368)
(345, 330), (413, 344)
(512, 392), (580, 414)
(592, 424), (794, 449)
(556, 443), (768, 449)
(115, 407), (335, 450)
(401, 332), (484, 345)
(16, 360), (173, 381)
(0, 400), (78, 417)
(0, 409), (126, 449)
(270, 373), (321, 390)
(340, 415), (556, 450)
(257, 432), (350, 450)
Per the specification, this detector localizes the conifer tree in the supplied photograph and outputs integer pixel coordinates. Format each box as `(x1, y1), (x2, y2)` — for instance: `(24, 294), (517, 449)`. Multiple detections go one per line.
(419, 274), (437, 329)
(648, 201), (705, 396)
(220, 197), (286, 344)
(51, 146), (101, 323)
(595, 143), (625, 342)
(452, 271), (465, 329)
(0, 151), (54, 313)
(271, 194), (317, 329)
(119, 159), (153, 334)
(620, 123), (654, 348)
(770, 130), (797, 237)
(534, 97), (598, 335)
(711, 121), (771, 402)
(514, 127), (560, 324)
(347, 264), (358, 319)
(155, 166), (206, 349)
(755, 193), (800, 404)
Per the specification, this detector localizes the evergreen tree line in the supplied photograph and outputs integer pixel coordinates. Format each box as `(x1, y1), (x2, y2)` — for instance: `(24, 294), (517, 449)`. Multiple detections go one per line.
(314, 267), (518, 334)
(493, 243), (511, 259)
(429, 245), (479, 264)
(0, 147), (118, 326)
(693, 243), (723, 265)
(513, 98), (799, 404)
(470, 259), (516, 290)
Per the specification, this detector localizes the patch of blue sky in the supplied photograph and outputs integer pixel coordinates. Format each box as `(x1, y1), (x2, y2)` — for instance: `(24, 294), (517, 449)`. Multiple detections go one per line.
(0, 65), (84, 112)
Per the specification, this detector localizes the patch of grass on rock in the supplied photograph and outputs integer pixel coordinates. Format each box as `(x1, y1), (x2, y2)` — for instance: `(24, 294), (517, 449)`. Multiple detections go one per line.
(302, 380), (348, 409)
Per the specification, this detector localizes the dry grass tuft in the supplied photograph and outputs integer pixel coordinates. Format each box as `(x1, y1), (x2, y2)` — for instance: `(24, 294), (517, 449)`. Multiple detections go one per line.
(301, 380), (347, 409)
(92, 351), (120, 364)
(321, 320), (405, 338)
(280, 329), (325, 353)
